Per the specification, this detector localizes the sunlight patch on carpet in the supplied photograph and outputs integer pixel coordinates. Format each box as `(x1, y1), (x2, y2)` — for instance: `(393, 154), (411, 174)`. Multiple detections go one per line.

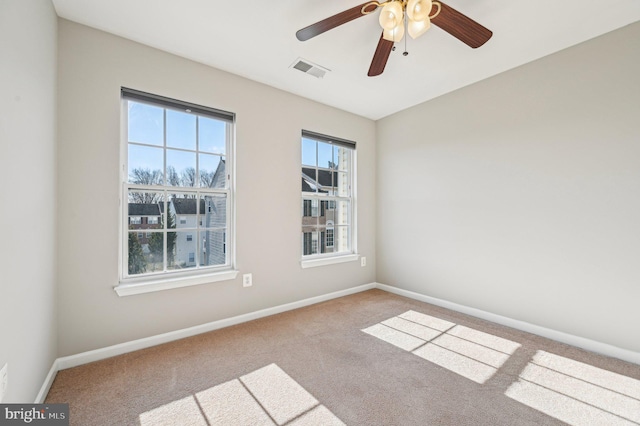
(362, 323), (426, 351)
(398, 310), (455, 331)
(196, 379), (274, 425)
(240, 364), (319, 425)
(139, 395), (208, 426)
(505, 350), (640, 426)
(288, 405), (347, 426)
(139, 363), (344, 426)
(362, 310), (521, 384)
(413, 343), (498, 384)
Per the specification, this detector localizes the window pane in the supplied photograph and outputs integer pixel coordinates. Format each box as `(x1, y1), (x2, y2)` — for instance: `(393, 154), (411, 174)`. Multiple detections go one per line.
(325, 228), (335, 248)
(326, 171), (338, 195)
(128, 145), (164, 185)
(316, 169), (332, 192)
(127, 191), (165, 229)
(335, 172), (349, 197)
(124, 91), (235, 281)
(318, 141), (332, 169)
(128, 232), (156, 276)
(146, 231), (165, 271)
(168, 194), (199, 229)
(167, 149), (196, 187)
(167, 231), (197, 270)
(200, 194), (226, 228)
(167, 109), (196, 150)
(200, 229), (227, 266)
(335, 200), (350, 226)
(334, 226), (350, 253)
(301, 199), (316, 222)
(321, 201), (328, 220)
(302, 168), (317, 193)
(302, 138), (316, 167)
(318, 200), (334, 224)
(127, 190), (163, 206)
(199, 154), (224, 188)
(128, 101), (163, 146)
(301, 133), (353, 258)
(334, 146), (350, 171)
(301, 227), (318, 256)
(199, 117), (226, 154)
(162, 231), (190, 271)
(301, 213), (317, 227)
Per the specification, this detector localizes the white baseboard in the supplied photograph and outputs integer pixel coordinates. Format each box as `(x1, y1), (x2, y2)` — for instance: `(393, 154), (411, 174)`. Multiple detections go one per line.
(35, 359), (59, 403)
(375, 283), (640, 365)
(56, 282), (376, 371)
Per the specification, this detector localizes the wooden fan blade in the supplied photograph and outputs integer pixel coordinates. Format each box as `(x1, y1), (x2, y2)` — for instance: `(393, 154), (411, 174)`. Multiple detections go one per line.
(431, 2), (492, 48)
(296, 2), (379, 41)
(368, 33), (394, 77)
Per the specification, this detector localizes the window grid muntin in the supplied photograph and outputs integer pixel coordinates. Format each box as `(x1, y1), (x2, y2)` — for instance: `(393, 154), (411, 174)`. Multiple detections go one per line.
(123, 93), (233, 281)
(125, 185), (229, 277)
(301, 134), (354, 259)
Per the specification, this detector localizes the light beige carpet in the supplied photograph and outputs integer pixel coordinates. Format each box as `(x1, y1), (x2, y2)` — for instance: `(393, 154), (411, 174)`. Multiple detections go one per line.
(45, 289), (640, 425)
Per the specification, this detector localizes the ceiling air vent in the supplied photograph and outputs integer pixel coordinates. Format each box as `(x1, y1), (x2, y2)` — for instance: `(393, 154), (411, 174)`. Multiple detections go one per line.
(290, 58), (330, 79)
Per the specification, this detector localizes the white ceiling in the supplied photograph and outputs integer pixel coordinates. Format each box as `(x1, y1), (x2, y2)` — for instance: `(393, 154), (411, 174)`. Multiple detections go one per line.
(51, 0), (640, 120)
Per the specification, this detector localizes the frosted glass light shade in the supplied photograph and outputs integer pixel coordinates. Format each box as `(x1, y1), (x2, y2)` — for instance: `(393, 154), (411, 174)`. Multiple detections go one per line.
(408, 17), (431, 39)
(383, 23), (405, 42)
(407, 0), (433, 22)
(379, 1), (404, 30)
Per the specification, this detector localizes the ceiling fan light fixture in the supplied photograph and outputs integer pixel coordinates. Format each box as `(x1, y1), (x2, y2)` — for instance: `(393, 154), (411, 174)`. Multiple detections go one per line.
(408, 17), (431, 39)
(379, 1), (403, 30)
(406, 0), (432, 22)
(382, 22), (405, 42)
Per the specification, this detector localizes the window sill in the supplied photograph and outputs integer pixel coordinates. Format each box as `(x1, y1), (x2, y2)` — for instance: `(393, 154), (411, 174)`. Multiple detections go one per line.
(115, 269), (239, 296)
(300, 254), (359, 269)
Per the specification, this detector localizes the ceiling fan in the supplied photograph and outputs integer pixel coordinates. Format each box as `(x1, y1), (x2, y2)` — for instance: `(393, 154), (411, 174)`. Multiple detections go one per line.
(296, 0), (492, 77)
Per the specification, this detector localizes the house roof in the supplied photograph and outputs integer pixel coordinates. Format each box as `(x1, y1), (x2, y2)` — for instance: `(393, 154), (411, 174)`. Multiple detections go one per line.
(171, 198), (206, 215)
(128, 203), (161, 216)
(302, 167), (336, 188)
(301, 178), (315, 193)
(301, 171), (328, 194)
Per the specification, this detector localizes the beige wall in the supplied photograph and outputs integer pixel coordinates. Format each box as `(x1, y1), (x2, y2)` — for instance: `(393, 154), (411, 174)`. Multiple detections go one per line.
(376, 22), (640, 352)
(57, 19), (376, 356)
(0, 0), (58, 401)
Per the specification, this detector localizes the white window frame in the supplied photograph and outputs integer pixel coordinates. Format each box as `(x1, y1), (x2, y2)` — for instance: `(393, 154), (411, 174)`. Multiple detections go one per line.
(301, 130), (358, 268)
(117, 88), (238, 296)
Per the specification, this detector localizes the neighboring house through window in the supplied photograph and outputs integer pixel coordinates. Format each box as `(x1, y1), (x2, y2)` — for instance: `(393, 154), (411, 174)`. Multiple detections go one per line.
(301, 130), (355, 261)
(326, 224), (334, 248)
(119, 88), (236, 294)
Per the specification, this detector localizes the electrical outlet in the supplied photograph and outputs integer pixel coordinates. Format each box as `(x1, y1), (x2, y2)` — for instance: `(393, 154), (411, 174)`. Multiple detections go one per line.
(0, 363), (8, 403)
(243, 273), (253, 287)
(361, 256), (367, 267)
